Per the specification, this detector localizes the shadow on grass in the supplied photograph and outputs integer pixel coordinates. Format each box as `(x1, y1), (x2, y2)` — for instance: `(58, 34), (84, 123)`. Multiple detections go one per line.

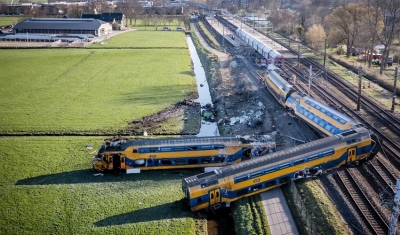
(15, 168), (201, 186)
(94, 199), (193, 227)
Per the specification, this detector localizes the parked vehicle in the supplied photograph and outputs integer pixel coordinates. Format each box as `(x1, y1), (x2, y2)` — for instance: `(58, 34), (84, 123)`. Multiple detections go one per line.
(176, 27), (184, 31)
(162, 26), (171, 31)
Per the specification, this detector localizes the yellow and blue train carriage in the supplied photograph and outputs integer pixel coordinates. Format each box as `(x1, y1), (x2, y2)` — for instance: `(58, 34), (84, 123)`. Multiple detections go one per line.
(182, 127), (381, 211)
(285, 93), (362, 136)
(264, 70), (295, 106)
(93, 136), (276, 173)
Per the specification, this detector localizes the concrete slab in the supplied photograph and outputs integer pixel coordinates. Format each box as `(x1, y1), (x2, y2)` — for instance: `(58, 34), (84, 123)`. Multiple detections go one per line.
(261, 187), (299, 235)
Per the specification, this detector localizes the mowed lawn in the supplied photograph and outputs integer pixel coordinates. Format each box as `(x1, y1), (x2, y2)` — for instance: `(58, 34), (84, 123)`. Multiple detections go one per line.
(0, 48), (195, 134)
(90, 31), (188, 48)
(0, 137), (204, 235)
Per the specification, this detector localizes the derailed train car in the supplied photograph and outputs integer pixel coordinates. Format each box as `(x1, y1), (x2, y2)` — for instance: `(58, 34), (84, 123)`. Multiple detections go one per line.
(265, 69), (362, 136)
(236, 28), (285, 65)
(93, 136), (276, 173)
(182, 127), (381, 211)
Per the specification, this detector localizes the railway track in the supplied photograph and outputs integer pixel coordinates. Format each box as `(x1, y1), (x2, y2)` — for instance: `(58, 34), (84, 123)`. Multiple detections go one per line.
(197, 17), (318, 143)
(334, 169), (389, 235)
(283, 61), (400, 166)
(370, 157), (397, 189)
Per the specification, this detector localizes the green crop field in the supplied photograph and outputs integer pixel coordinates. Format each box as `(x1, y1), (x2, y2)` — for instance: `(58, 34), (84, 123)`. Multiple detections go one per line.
(0, 48), (195, 134)
(90, 31), (188, 48)
(0, 16), (21, 26)
(0, 137), (205, 235)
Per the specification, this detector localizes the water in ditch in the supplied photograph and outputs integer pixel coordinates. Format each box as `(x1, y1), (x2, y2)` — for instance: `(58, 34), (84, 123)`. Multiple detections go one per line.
(186, 35), (220, 137)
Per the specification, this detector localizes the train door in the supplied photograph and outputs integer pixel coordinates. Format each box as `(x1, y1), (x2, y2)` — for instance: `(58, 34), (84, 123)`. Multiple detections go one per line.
(347, 148), (357, 163)
(209, 188), (221, 206)
(120, 155), (126, 169)
(112, 154), (121, 171)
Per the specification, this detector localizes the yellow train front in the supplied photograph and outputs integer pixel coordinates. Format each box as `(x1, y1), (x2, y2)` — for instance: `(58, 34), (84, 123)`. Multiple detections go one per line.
(93, 136), (276, 173)
(182, 127), (381, 211)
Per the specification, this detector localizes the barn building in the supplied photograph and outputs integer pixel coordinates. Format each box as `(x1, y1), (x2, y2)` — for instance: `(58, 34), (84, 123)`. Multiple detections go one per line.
(13, 18), (112, 36)
(81, 13), (125, 29)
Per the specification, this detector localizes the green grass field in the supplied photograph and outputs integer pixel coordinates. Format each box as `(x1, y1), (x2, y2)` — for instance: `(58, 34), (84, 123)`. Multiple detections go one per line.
(90, 31), (188, 48)
(0, 48), (195, 134)
(0, 137), (205, 235)
(0, 16), (21, 26)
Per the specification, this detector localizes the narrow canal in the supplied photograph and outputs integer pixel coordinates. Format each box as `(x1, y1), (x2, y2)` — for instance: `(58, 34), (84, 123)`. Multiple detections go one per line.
(186, 34), (236, 235)
(186, 35), (220, 137)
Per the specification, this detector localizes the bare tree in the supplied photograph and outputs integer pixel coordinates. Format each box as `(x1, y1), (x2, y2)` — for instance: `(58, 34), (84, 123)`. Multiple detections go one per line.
(368, 0), (400, 74)
(305, 24), (327, 53)
(325, 3), (368, 58)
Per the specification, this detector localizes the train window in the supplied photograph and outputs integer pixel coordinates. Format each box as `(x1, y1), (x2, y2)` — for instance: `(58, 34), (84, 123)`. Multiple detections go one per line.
(360, 147), (365, 153)
(174, 146), (185, 151)
(201, 145), (212, 150)
(188, 146), (198, 151)
(197, 171), (215, 179)
(250, 172), (262, 178)
(216, 191), (219, 198)
(322, 150), (334, 157)
(264, 168), (275, 174)
(197, 197), (202, 204)
(213, 145), (225, 149)
(160, 159), (172, 165)
(201, 158), (211, 164)
(346, 139), (357, 145)
(342, 130), (357, 136)
(148, 148), (158, 153)
(308, 155), (318, 161)
(121, 157), (125, 163)
(132, 149), (138, 153)
(280, 177), (288, 184)
(265, 181), (275, 188)
(160, 147), (172, 152)
(294, 159), (305, 165)
(174, 159), (186, 165)
(211, 193), (214, 199)
(280, 163), (290, 169)
(237, 189), (248, 197)
(188, 159), (198, 165)
(214, 156), (225, 163)
(235, 176), (248, 184)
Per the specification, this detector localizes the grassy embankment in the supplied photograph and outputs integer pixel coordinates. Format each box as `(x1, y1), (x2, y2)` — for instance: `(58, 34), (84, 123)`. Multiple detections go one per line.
(0, 30), (207, 234)
(232, 196), (271, 235)
(0, 137), (204, 235)
(282, 179), (350, 235)
(0, 31), (196, 135)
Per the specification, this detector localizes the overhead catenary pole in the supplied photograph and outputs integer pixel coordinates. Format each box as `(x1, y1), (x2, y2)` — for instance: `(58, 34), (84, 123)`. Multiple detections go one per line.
(297, 40), (300, 66)
(392, 67), (398, 112)
(357, 66), (363, 110)
(222, 26), (224, 48)
(308, 65), (312, 96)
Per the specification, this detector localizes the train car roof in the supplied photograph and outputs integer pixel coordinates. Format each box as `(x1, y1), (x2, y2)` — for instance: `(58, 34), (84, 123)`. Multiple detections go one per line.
(184, 127), (369, 186)
(301, 95), (360, 126)
(268, 70), (293, 94)
(112, 136), (243, 150)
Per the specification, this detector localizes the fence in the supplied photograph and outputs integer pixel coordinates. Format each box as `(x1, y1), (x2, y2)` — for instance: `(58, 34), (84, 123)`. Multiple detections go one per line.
(0, 40), (90, 48)
(288, 180), (318, 235)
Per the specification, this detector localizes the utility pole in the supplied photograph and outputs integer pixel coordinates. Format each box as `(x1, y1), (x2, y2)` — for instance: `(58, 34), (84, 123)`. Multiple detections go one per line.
(297, 40), (300, 66)
(357, 66), (363, 111)
(222, 26), (224, 48)
(324, 39), (327, 80)
(308, 65), (312, 96)
(392, 67), (398, 112)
